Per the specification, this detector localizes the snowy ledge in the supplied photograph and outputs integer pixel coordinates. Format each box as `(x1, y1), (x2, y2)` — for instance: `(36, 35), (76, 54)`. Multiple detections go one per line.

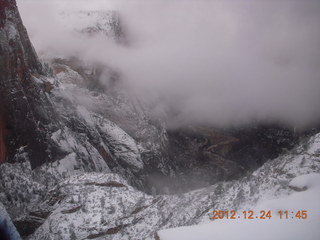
(159, 173), (320, 240)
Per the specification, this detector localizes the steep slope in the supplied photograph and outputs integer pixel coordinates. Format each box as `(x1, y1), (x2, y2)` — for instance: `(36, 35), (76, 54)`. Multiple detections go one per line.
(27, 131), (320, 240)
(0, 0), (166, 193)
(59, 10), (126, 43)
(160, 175), (320, 240)
(0, 5), (170, 236)
(0, 0), (60, 168)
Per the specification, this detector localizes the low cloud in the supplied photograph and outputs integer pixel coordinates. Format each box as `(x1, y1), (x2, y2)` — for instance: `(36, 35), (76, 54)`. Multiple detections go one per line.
(17, 0), (320, 129)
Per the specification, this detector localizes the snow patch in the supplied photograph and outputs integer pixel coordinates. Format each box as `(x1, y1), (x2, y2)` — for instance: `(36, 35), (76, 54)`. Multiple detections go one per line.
(5, 21), (19, 40)
(289, 173), (320, 191)
(76, 106), (94, 127)
(159, 174), (320, 240)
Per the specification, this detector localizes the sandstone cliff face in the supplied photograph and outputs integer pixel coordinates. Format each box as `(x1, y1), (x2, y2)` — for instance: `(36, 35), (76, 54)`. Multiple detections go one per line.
(0, 0), (60, 168)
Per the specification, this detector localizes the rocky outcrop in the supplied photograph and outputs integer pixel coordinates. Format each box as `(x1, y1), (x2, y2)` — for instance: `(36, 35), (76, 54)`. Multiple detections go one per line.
(0, 0), (61, 168)
(0, 0), (164, 197)
(60, 10), (126, 44)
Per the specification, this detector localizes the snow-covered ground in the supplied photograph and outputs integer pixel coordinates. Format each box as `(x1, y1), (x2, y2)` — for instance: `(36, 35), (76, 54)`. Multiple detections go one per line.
(158, 134), (320, 240)
(24, 132), (320, 240)
(159, 173), (320, 240)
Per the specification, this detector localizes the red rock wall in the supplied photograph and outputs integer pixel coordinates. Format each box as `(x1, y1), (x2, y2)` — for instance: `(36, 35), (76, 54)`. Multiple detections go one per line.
(0, 0), (12, 163)
(0, 0), (15, 164)
(0, 0), (59, 168)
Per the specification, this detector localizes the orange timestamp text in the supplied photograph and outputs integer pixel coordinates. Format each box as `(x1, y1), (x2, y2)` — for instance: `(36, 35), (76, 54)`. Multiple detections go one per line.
(211, 210), (308, 220)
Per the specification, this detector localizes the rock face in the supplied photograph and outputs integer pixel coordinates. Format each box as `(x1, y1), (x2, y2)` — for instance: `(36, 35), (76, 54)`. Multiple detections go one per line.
(0, 0), (60, 168)
(0, 0), (165, 190)
(59, 10), (126, 44)
(0, 1), (169, 213)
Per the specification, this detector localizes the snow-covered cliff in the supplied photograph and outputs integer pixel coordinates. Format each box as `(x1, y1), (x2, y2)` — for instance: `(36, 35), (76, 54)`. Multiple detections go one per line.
(25, 130), (320, 240)
(1, 1), (319, 240)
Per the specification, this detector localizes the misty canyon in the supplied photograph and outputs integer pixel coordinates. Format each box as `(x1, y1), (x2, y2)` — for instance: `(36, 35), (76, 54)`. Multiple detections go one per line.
(1, 0), (320, 240)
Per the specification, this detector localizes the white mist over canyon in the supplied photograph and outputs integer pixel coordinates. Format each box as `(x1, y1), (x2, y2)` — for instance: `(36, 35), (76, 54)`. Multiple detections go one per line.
(18, 0), (320, 128)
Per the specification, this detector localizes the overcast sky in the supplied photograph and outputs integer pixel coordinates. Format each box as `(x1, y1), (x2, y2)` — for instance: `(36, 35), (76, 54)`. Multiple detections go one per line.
(17, 0), (320, 129)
